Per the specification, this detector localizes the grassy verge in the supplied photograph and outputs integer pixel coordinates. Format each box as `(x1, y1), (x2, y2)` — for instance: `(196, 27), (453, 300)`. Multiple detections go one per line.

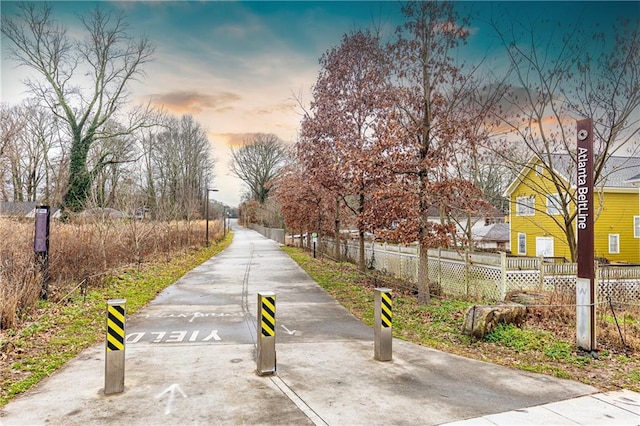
(282, 246), (640, 392)
(0, 232), (233, 406)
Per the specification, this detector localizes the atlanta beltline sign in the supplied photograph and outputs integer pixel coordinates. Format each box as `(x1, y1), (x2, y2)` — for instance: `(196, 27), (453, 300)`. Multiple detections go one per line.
(576, 118), (596, 351)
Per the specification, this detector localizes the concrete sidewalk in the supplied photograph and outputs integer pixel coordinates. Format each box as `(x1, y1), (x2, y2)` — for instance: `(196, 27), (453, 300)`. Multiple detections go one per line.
(1, 222), (638, 425)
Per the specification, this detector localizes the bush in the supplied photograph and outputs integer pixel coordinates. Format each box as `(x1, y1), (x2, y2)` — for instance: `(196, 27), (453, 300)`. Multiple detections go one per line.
(0, 218), (223, 329)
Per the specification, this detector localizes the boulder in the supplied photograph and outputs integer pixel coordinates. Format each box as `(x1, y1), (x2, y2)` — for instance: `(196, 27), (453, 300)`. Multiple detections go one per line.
(461, 303), (527, 339)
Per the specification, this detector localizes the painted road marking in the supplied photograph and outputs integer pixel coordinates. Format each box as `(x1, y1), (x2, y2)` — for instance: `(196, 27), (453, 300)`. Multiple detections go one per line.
(126, 330), (221, 344)
(281, 324), (296, 335)
(156, 384), (187, 415)
(137, 312), (245, 322)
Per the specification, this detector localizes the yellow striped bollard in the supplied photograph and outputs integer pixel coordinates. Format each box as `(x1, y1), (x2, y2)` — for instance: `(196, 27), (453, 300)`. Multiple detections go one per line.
(256, 292), (276, 375)
(105, 299), (126, 394)
(374, 288), (392, 361)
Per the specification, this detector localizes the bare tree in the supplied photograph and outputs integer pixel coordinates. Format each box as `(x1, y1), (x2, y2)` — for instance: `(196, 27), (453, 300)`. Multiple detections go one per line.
(229, 134), (288, 204)
(297, 30), (393, 271)
(2, 3), (155, 212)
(152, 114), (216, 220)
(0, 101), (61, 203)
(89, 120), (138, 208)
(490, 15), (640, 261)
(383, 1), (485, 304)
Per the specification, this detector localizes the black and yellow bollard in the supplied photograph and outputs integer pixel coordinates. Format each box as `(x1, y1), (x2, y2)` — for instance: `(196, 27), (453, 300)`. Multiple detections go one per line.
(105, 299), (126, 394)
(256, 292), (276, 375)
(374, 288), (392, 361)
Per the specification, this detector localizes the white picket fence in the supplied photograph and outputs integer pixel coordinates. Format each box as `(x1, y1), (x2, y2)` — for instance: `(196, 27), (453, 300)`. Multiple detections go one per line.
(319, 239), (640, 304)
(252, 227), (639, 305)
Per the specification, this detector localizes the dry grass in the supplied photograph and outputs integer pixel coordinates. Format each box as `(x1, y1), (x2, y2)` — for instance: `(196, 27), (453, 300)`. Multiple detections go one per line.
(0, 217), (223, 330)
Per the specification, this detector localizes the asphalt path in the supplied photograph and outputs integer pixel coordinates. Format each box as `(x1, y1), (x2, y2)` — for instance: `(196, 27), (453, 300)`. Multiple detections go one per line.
(0, 221), (617, 425)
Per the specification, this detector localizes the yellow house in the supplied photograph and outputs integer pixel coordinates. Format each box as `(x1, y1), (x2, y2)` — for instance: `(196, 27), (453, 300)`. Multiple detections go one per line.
(504, 155), (640, 263)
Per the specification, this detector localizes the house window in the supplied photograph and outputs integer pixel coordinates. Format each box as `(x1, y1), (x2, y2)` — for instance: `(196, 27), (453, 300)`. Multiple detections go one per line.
(608, 234), (620, 254)
(516, 196), (535, 216)
(635, 216), (639, 238)
(518, 233), (526, 255)
(546, 193), (562, 215)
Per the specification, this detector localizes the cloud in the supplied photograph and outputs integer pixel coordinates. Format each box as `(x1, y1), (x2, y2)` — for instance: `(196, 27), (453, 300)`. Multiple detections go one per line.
(253, 101), (297, 116)
(209, 132), (293, 149)
(210, 132), (259, 148)
(149, 91), (241, 114)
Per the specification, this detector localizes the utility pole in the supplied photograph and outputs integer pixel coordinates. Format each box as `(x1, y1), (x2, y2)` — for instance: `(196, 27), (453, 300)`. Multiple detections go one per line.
(205, 188), (218, 246)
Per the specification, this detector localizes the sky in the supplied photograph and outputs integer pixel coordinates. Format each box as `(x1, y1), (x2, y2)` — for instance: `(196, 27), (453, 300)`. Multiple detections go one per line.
(1, 1), (638, 207)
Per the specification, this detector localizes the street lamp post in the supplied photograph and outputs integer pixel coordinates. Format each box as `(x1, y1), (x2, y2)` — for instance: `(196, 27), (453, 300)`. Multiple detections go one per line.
(223, 206), (227, 237)
(205, 188), (218, 246)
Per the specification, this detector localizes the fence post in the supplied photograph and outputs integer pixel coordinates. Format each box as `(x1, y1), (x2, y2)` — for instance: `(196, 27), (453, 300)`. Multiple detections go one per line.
(500, 252), (507, 300)
(398, 244), (402, 279)
(438, 247), (442, 287)
(464, 250), (470, 296)
(383, 242), (387, 272)
(538, 256), (545, 290)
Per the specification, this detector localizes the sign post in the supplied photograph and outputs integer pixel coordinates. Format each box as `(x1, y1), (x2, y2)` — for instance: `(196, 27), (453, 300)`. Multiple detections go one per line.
(33, 206), (51, 300)
(576, 118), (596, 351)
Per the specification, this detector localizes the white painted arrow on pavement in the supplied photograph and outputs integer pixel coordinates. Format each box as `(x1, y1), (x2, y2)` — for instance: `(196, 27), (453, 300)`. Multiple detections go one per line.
(156, 383), (187, 415)
(281, 325), (297, 335)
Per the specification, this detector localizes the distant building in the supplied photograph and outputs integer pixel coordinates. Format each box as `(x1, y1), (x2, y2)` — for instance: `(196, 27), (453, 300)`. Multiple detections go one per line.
(504, 155), (640, 263)
(0, 202), (38, 218)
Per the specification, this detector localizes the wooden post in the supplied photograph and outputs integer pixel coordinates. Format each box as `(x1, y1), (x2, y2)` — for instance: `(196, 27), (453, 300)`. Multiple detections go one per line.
(500, 252), (507, 301)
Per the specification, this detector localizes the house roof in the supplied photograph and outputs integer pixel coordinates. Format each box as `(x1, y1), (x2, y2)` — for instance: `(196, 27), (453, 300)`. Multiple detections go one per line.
(472, 222), (510, 242)
(426, 202), (505, 219)
(0, 202), (38, 217)
(503, 154), (640, 196)
(25, 207), (62, 219)
(626, 172), (640, 185)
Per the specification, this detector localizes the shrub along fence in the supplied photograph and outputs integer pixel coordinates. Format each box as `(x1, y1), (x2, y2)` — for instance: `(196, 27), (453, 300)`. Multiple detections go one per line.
(271, 231), (640, 307)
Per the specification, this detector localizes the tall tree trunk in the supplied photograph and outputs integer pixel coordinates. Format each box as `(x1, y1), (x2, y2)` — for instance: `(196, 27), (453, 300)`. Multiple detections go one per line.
(417, 242), (430, 304)
(417, 176), (431, 304)
(63, 138), (92, 212)
(358, 193), (366, 271)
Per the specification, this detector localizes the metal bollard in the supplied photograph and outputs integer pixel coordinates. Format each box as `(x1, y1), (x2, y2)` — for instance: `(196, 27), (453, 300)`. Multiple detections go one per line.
(374, 288), (392, 361)
(256, 292), (276, 375)
(105, 299), (126, 394)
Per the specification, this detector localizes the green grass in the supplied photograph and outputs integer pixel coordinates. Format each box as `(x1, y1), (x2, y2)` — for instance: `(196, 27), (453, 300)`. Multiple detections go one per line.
(282, 246), (473, 349)
(282, 246), (640, 392)
(0, 232), (232, 407)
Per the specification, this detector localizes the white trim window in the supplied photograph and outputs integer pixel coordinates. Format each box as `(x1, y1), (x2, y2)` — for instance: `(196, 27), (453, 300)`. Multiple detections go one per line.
(635, 216), (639, 238)
(608, 234), (620, 254)
(515, 196), (535, 216)
(518, 233), (527, 255)
(546, 193), (562, 216)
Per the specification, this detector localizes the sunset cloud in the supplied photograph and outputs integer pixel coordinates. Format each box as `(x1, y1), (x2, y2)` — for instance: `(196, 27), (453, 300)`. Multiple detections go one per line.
(149, 91), (241, 114)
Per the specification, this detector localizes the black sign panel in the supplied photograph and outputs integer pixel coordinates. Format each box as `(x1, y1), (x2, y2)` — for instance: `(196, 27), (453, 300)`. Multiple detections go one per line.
(576, 119), (594, 280)
(34, 206), (50, 254)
